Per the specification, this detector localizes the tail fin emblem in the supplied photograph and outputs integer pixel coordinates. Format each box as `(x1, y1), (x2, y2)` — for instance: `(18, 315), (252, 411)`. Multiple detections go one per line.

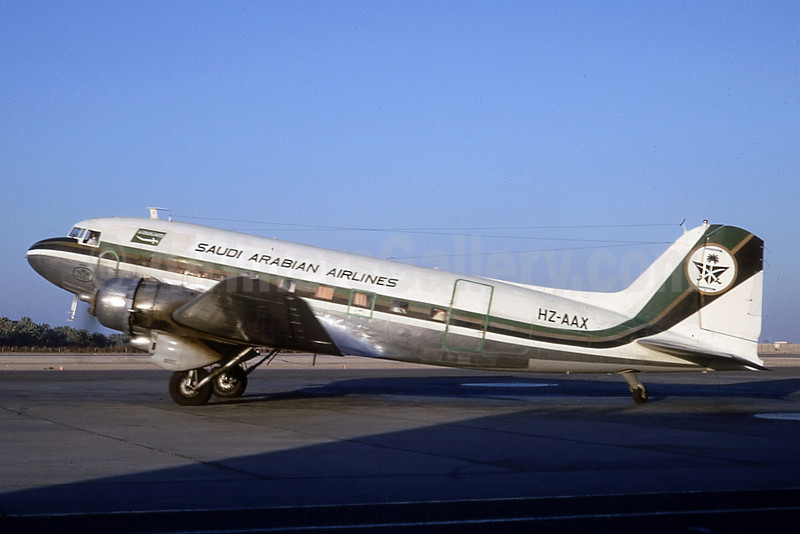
(687, 245), (737, 295)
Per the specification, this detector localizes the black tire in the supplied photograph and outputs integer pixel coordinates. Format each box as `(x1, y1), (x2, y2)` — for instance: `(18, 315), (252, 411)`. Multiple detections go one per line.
(169, 369), (213, 406)
(631, 384), (649, 404)
(213, 365), (248, 398)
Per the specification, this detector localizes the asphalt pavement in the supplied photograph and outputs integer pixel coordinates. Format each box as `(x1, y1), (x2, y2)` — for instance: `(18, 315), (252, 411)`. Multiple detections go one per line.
(1, 353), (800, 533)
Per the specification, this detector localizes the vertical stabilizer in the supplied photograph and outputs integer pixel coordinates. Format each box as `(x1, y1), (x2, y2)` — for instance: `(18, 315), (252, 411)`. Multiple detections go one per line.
(632, 224), (764, 369)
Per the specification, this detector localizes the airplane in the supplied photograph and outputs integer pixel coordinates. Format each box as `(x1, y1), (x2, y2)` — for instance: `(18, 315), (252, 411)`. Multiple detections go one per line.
(27, 212), (764, 405)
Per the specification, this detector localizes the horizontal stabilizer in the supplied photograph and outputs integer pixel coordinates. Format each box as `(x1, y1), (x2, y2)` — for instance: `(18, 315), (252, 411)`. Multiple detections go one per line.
(638, 338), (768, 371)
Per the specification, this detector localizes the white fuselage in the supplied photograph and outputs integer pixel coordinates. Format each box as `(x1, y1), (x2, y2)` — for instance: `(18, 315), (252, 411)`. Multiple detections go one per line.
(30, 216), (741, 374)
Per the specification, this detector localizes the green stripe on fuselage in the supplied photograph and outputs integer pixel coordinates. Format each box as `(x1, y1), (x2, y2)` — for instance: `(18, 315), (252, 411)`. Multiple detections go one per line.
(45, 224), (761, 351)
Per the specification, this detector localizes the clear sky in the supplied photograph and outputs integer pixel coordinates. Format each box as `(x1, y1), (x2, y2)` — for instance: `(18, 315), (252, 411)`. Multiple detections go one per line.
(2, 1), (798, 342)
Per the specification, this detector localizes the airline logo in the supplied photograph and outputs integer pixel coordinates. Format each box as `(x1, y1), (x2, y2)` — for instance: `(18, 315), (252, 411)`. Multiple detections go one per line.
(686, 245), (737, 295)
(73, 266), (94, 282)
(132, 228), (166, 246)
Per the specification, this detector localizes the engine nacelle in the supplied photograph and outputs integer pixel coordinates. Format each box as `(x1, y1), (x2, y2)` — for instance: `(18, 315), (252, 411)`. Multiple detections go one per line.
(148, 331), (224, 371)
(90, 277), (224, 370)
(90, 277), (199, 335)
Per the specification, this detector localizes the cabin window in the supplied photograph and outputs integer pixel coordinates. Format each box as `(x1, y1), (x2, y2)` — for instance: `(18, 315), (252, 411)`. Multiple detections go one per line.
(431, 307), (447, 322)
(279, 279), (296, 293)
(315, 285), (334, 300)
(348, 290), (375, 318)
(391, 300), (409, 315)
(351, 292), (371, 308)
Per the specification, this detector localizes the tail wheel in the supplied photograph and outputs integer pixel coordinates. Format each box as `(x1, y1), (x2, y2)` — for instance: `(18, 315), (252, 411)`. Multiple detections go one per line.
(631, 384), (649, 404)
(169, 368), (213, 406)
(620, 371), (649, 405)
(213, 365), (248, 398)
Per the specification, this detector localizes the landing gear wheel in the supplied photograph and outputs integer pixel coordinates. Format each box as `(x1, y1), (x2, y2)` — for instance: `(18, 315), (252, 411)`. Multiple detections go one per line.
(620, 371), (649, 405)
(631, 384), (649, 404)
(169, 368), (213, 406)
(213, 365), (248, 398)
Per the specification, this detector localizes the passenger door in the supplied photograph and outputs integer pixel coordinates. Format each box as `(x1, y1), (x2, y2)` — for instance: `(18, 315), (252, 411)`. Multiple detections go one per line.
(444, 279), (493, 352)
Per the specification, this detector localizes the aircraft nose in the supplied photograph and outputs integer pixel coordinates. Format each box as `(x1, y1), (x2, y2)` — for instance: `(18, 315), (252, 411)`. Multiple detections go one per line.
(27, 237), (95, 298)
(27, 239), (60, 285)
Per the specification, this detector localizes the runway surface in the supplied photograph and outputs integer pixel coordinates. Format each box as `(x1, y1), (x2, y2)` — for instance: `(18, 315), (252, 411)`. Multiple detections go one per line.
(2, 354), (800, 532)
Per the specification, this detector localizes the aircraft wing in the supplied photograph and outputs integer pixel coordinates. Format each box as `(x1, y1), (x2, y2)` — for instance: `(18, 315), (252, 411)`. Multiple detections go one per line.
(172, 276), (341, 355)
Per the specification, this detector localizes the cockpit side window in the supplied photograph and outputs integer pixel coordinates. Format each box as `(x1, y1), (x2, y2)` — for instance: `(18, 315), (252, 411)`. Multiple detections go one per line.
(69, 227), (101, 246)
(84, 230), (100, 246)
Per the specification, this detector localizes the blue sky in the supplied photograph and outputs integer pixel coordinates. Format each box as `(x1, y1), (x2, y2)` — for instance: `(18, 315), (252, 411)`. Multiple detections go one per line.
(2, 1), (798, 342)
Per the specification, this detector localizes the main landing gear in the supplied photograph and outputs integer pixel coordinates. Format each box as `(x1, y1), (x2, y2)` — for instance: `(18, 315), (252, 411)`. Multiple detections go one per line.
(620, 370), (649, 404)
(168, 348), (279, 406)
(212, 364), (248, 398)
(169, 368), (213, 406)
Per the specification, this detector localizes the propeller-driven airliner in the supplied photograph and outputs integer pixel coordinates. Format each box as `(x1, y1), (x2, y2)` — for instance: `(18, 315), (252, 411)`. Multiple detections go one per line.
(27, 213), (764, 405)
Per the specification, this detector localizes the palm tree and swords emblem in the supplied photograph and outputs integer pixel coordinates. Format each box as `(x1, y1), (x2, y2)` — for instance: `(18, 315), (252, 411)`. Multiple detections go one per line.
(687, 245), (737, 295)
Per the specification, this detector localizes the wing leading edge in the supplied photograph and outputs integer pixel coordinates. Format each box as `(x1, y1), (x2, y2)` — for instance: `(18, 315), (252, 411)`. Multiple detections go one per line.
(172, 276), (341, 355)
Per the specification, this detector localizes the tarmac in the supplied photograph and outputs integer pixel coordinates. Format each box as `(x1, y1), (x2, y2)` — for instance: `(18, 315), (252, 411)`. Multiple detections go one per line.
(1, 352), (800, 533)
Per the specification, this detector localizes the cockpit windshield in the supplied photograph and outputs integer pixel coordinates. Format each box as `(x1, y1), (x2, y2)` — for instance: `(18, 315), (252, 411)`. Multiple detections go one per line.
(69, 226), (101, 246)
